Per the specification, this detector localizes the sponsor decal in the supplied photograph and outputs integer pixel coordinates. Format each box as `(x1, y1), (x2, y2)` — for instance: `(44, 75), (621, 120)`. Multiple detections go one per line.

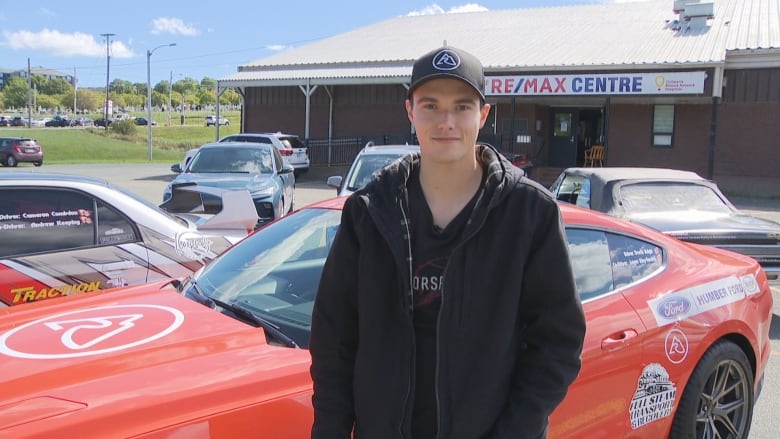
(0, 304), (184, 359)
(486, 71), (706, 96)
(740, 274), (760, 296)
(629, 363), (677, 429)
(664, 328), (688, 364)
(175, 231), (215, 260)
(10, 282), (102, 304)
(647, 276), (746, 326)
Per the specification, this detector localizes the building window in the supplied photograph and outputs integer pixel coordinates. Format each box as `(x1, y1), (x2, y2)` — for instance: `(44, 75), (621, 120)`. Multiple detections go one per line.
(652, 104), (674, 147)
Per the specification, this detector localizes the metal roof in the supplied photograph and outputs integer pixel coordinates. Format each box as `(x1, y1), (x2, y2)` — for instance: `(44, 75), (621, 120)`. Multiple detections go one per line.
(219, 0), (780, 87)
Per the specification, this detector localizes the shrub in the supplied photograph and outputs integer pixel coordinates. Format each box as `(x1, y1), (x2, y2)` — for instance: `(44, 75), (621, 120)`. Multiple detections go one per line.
(112, 120), (136, 136)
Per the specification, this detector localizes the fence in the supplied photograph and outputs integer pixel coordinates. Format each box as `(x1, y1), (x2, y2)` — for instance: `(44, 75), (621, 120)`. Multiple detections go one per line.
(306, 133), (415, 166)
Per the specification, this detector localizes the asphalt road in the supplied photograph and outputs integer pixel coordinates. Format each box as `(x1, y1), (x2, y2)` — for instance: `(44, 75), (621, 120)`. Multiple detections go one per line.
(3, 162), (780, 436)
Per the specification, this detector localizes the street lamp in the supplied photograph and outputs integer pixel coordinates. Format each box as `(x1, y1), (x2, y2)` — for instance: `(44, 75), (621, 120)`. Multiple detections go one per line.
(147, 43), (176, 161)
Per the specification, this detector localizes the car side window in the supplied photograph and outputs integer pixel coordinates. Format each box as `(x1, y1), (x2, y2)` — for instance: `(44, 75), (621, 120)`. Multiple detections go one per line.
(566, 228), (664, 301)
(575, 178), (591, 208)
(0, 188), (96, 257)
(565, 228), (614, 301)
(553, 174), (586, 205)
(96, 200), (139, 245)
(606, 233), (664, 289)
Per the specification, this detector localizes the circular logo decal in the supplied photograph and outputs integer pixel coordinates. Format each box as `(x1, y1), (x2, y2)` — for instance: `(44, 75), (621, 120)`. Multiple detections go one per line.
(664, 328), (689, 364)
(432, 49), (461, 71)
(0, 304), (184, 359)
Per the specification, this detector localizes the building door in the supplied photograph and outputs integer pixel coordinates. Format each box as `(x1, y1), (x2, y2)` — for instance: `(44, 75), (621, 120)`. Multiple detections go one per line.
(549, 109), (578, 167)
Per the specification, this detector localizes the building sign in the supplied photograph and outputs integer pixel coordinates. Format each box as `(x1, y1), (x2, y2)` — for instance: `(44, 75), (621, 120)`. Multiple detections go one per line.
(485, 71), (706, 96)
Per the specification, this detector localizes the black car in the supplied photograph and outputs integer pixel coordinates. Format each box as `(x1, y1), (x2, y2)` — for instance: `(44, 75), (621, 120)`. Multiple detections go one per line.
(44, 116), (73, 127)
(93, 117), (113, 127)
(550, 166), (780, 283)
(134, 117), (157, 126)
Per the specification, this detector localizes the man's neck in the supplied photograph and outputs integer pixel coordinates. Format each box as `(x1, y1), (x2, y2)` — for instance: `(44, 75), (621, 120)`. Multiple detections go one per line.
(418, 157), (483, 229)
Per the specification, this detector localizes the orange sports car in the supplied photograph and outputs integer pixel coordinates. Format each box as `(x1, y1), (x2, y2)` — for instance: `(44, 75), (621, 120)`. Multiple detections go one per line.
(0, 198), (772, 438)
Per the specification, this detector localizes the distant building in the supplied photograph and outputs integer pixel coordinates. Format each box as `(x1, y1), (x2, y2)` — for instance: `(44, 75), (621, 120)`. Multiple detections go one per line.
(218, 0), (780, 194)
(0, 66), (75, 89)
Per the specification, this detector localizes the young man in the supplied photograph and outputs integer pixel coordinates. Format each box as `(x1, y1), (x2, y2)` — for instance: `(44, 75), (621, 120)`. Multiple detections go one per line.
(310, 46), (586, 439)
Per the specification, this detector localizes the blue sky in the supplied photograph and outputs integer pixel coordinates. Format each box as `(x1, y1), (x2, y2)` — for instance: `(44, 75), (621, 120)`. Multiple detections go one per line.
(0, 0), (638, 88)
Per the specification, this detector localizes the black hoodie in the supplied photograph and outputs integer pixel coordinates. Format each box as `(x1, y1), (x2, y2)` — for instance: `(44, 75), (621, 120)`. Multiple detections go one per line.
(310, 144), (585, 438)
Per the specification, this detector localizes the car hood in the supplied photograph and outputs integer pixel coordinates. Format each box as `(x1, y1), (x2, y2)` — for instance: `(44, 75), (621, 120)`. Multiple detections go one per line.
(0, 281), (311, 437)
(173, 173), (274, 191)
(625, 211), (780, 240)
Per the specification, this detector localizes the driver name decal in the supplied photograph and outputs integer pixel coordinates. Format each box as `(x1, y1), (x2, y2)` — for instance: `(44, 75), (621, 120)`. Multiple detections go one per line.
(0, 304), (184, 359)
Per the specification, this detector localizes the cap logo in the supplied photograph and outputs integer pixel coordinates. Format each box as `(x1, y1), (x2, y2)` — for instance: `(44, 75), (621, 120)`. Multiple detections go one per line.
(432, 49), (461, 71)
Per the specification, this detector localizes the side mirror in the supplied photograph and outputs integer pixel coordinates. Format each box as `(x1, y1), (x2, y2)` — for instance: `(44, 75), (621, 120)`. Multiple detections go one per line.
(171, 163), (183, 173)
(326, 175), (343, 190)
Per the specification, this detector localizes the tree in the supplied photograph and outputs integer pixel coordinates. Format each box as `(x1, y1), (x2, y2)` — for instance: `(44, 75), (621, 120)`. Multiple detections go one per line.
(197, 89), (215, 106)
(110, 79), (136, 95)
(200, 77), (217, 90)
(41, 77), (73, 95)
(37, 94), (61, 111)
(2, 77), (30, 109)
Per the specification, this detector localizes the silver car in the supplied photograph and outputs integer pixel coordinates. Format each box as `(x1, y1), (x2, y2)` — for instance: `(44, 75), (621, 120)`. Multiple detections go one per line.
(327, 143), (420, 196)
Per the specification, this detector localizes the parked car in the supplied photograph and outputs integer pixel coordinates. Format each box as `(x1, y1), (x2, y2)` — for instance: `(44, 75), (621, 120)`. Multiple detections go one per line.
(44, 115), (73, 127)
(0, 196), (771, 438)
(327, 143), (420, 196)
(165, 142), (296, 227)
(0, 172), (259, 307)
(0, 116), (8, 127)
(93, 117), (113, 127)
(218, 132), (310, 175)
(10, 116), (26, 127)
(0, 137), (43, 167)
(134, 117), (157, 126)
(205, 115), (230, 126)
(549, 167), (780, 283)
(71, 117), (93, 127)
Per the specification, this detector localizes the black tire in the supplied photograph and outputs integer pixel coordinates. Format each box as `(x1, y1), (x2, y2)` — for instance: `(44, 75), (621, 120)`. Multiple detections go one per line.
(7, 155), (18, 167)
(33, 161), (43, 167)
(669, 340), (754, 439)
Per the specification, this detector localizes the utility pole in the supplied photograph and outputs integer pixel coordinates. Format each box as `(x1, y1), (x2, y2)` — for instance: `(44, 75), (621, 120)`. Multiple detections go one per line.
(168, 70), (173, 127)
(101, 33), (115, 132)
(73, 67), (78, 114)
(26, 59), (32, 127)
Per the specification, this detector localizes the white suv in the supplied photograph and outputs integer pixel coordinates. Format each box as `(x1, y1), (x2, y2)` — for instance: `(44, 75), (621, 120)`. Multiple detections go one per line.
(218, 132), (310, 175)
(205, 115), (230, 126)
(327, 143), (420, 196)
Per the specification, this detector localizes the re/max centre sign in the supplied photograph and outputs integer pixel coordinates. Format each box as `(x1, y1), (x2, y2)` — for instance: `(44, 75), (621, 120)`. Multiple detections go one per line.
(485, 71), (706, 96)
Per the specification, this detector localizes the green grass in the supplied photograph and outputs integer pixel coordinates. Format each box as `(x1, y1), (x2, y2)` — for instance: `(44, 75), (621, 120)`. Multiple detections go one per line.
(1, 110), (241, 164)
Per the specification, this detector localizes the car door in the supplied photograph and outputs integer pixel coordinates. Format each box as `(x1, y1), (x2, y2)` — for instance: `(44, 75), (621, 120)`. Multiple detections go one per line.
(0, 187), (151, 306)
(550, 227), (654, 438)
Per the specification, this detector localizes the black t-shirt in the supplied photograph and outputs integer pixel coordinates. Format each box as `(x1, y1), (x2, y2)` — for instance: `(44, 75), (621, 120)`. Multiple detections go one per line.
(408, 168), (480, 438)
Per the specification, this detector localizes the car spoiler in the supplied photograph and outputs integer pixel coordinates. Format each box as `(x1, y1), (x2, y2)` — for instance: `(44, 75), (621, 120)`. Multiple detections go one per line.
(159, 183), (259, 232)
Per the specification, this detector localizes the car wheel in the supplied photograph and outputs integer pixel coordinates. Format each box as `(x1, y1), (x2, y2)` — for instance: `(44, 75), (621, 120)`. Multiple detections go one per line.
(33, 161), (43, 167)
(7, 155), (18, 167)
(669, 340), (754, 439)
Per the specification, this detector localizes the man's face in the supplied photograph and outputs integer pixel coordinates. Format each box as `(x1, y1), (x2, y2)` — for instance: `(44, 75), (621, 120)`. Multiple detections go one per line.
(406, 78), (490, 166)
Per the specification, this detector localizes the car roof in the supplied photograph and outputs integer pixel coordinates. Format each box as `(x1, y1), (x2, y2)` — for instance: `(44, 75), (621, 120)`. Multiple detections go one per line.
(0, 172), (110, 186)
(357, 144), (420, 155)
(220, 132), (299, 139)
(563, 167), (705, 184)
(198, 141), (273, 150)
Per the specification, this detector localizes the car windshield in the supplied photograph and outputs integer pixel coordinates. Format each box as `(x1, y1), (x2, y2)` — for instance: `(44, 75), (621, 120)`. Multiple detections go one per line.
(189, 147), (274, 174)
(191, 207), (342, 347)
(345, 153), (405, 191)
(618, 182), (733, 214)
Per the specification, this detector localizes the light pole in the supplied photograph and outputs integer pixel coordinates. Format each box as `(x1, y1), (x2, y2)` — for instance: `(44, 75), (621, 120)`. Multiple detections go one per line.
(147, 43), (176, 161)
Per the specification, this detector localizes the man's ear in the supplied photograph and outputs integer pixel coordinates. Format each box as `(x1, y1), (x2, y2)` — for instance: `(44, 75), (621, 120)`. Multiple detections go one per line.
(405, 99), (414, 124)
(479, 103), (491, 128)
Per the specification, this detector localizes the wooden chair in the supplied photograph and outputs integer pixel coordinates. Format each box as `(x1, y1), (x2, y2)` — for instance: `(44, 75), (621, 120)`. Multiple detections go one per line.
(584, 145), (605, 167)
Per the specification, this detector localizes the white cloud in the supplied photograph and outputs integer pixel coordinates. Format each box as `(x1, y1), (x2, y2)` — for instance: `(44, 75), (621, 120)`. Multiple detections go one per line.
(1, 29), (134, 58)
(267, 44), (289, 51)
(151, 17), (199, 36)
(407, 3), (488, 16)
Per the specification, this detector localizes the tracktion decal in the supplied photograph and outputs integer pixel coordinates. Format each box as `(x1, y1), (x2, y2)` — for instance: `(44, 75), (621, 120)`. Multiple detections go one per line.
(0, 304), (184, 359)
(10, 282), (102, 304)
(174, 231), (217, 260)
(648, 275), (759, 326)
(629, 363), (677, 430)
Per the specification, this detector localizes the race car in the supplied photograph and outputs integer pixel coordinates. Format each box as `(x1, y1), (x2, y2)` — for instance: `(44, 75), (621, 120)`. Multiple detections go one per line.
(0, 173), (258, 307)
(0, 197), (772, 438)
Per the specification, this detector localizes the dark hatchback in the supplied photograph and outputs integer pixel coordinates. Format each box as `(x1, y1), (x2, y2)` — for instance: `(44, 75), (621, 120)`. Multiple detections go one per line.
(550, 167), (780, 283)
(0, 137), (43, 167)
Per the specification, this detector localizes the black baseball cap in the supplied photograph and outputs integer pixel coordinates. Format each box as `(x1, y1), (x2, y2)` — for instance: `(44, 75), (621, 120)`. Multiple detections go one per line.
(408, 46), (486, 103)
